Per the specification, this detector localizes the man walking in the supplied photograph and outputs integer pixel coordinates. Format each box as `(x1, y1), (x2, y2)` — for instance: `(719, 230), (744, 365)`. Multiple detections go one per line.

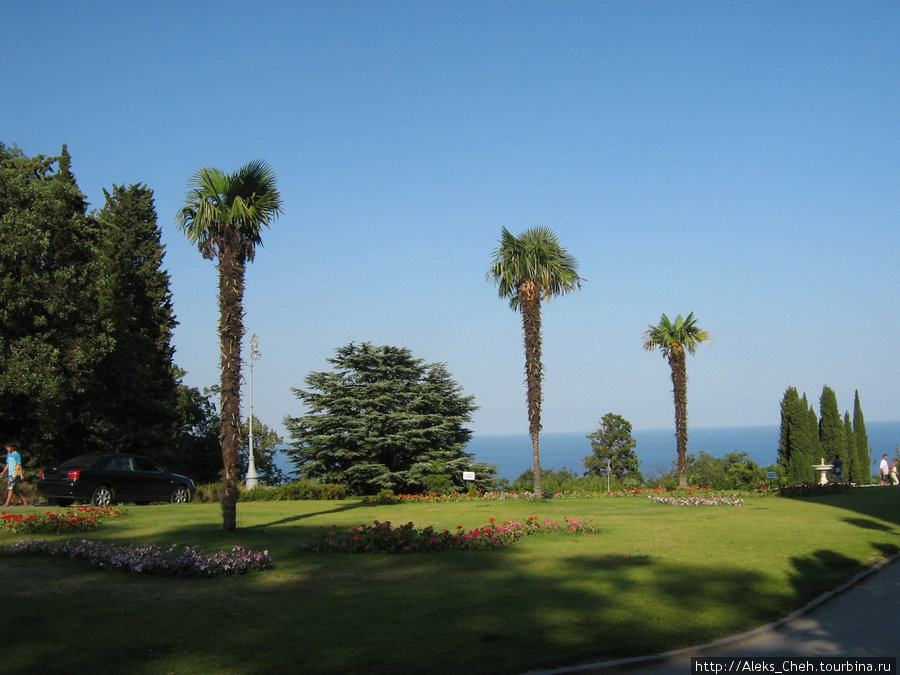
(879, 453), (890, 485)
(2, 442), (28, 507)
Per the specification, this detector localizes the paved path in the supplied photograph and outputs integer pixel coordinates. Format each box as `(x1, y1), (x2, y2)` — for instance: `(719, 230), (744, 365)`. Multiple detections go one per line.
(540, 554), (900, 674)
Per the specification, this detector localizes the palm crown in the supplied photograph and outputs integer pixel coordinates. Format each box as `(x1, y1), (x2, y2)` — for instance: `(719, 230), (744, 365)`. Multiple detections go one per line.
(177, 159), (282, 261)
(488, 226), (583, 308)
(642, 312), (709, 358)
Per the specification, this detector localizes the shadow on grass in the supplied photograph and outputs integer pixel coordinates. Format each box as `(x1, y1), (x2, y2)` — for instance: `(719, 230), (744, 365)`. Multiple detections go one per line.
(799, 486), (900, 528)
(243, 499), (369, 529)
(6, 541), (800, 674)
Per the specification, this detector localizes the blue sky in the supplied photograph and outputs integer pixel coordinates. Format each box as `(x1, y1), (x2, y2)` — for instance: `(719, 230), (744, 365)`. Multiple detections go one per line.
(3, 1), (898, 437)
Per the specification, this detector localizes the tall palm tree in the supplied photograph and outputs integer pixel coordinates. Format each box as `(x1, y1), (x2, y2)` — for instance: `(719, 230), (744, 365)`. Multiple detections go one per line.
(177, 160), (282, 531)
(642, 312), (709, 488)
(488, 227), (584, 497)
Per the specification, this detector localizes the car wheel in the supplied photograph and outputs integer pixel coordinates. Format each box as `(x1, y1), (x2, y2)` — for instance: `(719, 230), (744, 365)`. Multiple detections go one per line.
(91, 485), (113, 507)
(171, 485), (191, 503)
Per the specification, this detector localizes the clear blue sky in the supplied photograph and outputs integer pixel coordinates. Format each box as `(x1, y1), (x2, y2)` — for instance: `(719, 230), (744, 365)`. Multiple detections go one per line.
(3, 1), (898, 437)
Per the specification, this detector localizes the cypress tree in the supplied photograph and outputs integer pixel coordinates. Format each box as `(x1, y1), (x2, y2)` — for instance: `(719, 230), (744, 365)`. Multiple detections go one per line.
(853, 391), (871, 483)
(843, 412), (855, 482)
(82, 183), (180, 461)
(818, 386), (844, 467)
(805, 395), (822, 465)
(777, 387), (800, 480)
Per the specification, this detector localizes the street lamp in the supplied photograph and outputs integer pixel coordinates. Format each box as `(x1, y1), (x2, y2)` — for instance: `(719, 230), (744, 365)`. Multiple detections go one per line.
(245, 333), (262, 489)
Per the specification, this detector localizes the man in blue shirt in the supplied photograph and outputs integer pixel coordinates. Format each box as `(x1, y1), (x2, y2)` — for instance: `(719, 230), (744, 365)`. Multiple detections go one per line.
(3, 442), (29, 507)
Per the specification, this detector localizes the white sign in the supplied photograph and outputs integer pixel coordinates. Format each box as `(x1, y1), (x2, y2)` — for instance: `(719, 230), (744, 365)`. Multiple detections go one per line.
(765, 471), (777, 480)
(462, 471), (475, 481)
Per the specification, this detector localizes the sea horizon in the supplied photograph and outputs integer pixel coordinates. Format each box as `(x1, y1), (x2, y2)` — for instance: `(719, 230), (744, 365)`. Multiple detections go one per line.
(466, 420), (900, 482)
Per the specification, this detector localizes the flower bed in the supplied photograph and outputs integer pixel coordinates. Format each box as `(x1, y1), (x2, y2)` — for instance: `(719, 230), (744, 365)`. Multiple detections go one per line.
(3, 538), (271, 577)
(1, 506), (125, 534)
(301, 516), (596, 553)
(649, 494), (744, 506)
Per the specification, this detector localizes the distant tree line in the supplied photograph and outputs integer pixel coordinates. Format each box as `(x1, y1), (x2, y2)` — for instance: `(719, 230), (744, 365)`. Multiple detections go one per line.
(777, 386), (870, 485)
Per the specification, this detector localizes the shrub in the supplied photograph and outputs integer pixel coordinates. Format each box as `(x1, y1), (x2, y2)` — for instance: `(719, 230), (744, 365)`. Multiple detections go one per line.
(192, 480), (348, 503)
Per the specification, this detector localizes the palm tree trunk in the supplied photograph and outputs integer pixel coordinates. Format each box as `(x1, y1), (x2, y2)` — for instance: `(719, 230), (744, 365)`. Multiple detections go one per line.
(218, 242), (245, 532)
(519, 283), (543, 497)
(669, 350), (689, 488)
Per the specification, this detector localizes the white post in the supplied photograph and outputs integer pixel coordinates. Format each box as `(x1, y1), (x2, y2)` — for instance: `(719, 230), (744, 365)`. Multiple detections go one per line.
(246, 334), (261, 489)
(606, 457), (611, 493)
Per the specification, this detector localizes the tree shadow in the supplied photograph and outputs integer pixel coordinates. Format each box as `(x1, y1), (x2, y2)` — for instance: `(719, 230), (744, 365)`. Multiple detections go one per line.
(244, 499), (369, 529)
(842, 517), (894, 532)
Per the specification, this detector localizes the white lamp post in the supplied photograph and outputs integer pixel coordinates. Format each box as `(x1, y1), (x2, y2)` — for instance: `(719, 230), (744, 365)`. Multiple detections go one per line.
(245, 333), (261, 489)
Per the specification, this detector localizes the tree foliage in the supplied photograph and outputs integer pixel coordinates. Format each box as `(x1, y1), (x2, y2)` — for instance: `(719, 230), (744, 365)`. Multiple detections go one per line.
(779, 385), (871, 485)
(238, 416), (286, 486)
(818, 386), (844, 468)
(285, 342), (494, 495)
(0, 144), (114, 466)
(852, 391), (871, 483)
(82, 183), (180, 457)
(584, 413), (643, 486)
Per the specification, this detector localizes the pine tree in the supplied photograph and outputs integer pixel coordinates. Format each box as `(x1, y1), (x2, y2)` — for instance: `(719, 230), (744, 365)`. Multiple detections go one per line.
(853, 391), (871, 483)
(285, 342), (494, 494)
(585, 413), (643, 487)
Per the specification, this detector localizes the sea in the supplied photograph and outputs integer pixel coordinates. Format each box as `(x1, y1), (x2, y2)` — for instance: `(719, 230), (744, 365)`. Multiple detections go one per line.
(273, 420), (900, 483)
(464, 420), (900, 482)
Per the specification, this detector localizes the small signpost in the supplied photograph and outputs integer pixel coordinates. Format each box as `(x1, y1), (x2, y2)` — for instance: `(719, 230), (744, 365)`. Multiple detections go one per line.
(462, 471), (475, 482)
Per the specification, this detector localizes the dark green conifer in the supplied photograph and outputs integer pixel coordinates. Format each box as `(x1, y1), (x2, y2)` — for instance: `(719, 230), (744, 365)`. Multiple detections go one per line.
(852, 391), (871, 483)
(818, 386), (844, 468)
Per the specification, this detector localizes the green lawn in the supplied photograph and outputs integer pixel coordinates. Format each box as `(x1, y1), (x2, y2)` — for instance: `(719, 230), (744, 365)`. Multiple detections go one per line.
(3, 488), (898, 674)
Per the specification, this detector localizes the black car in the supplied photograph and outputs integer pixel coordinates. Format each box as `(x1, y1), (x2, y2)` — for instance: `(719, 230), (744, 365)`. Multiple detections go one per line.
(38, 453), (195, 506)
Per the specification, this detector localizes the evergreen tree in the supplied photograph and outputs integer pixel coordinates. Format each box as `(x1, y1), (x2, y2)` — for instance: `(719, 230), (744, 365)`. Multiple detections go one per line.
(843, 412), (855, 482)
(0, 144), (113, 467)
(852, 391), (871, 483)
(584, 413), (643, 487)
(285, 342), (494, 495)
(82, 183), (180, 458)
(778, 388), (819, 484)
(818, 386), (844, 469)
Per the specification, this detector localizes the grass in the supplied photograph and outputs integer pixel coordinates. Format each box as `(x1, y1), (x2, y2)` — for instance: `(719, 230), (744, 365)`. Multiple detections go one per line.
(2, 487), (899, 674)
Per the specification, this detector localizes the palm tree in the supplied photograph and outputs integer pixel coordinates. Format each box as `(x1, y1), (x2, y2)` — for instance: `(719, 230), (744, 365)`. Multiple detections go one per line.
(642, 312), (709, 488)
(177, 160), (282, 531)
(488, 227), (584, 497)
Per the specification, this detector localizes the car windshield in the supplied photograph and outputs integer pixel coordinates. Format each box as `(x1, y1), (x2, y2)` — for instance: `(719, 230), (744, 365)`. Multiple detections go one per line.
(58, 454), (105, 469)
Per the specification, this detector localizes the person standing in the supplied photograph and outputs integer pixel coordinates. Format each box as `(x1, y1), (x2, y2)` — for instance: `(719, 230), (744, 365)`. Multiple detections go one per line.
(879, 454), (890, 485)
(891, 458), (899, 486)
(2, 442), (29, 507)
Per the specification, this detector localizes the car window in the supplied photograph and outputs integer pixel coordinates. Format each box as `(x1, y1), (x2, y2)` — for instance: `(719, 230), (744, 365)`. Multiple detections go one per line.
(114, 455), (134, 471)
(59, 454), (103, 469)
(133, 457), (162, 472)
